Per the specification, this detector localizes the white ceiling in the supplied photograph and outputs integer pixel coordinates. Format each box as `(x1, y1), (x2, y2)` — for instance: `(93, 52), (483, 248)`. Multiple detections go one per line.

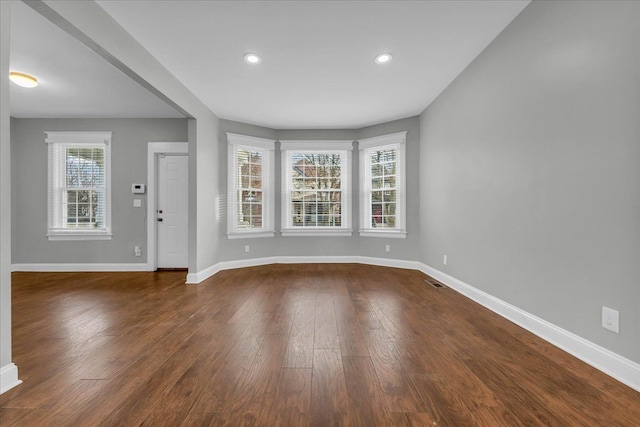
(9, 1), (184, 119)
(10, 0), (531, 129)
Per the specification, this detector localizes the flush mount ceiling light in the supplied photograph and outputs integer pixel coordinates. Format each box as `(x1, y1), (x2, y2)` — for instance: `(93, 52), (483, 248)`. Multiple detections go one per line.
(243, 53), (262, 64)
(374, 53), (393, 64)
(9, 71), (39, 88)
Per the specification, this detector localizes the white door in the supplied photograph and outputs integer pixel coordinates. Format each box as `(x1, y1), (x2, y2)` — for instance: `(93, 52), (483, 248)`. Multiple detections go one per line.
(157, 155), (188, 268)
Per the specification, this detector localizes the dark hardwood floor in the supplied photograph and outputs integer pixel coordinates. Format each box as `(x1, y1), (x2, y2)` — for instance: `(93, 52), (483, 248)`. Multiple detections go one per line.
(1, 264), (639, 426)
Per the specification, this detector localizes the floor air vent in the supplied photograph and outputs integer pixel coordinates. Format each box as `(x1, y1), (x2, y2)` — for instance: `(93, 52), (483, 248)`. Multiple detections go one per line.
(425, 279), (445, 288)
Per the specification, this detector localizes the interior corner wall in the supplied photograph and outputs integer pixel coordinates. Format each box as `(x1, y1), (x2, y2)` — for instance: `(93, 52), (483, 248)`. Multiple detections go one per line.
(216, 119), (277, 262)
(420, 0), (640, 363)
(356, 116), (421, 261)
(11, 118), (187, 265)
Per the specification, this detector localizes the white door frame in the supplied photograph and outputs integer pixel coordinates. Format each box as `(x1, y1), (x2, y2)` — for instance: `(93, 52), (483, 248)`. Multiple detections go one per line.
(147, 142), (188, 271)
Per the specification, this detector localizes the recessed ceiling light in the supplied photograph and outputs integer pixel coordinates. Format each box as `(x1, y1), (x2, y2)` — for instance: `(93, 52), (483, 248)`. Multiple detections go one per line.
(9, 71), (38, 88)
(374, 53), (393, 65)
(244, 53), (262, 64)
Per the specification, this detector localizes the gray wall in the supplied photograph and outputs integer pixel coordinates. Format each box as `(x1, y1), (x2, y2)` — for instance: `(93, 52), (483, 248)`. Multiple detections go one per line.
(11, 118), (188, 264)
(217, 117), (422, 262)
(420, 0), (640, 362)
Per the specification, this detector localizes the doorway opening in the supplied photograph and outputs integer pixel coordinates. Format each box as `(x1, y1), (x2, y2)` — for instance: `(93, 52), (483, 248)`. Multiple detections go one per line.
(146, 142), (188, 271)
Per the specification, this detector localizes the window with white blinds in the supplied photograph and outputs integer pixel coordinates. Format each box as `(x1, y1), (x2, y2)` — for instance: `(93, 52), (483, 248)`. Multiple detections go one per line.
(281, 140), (353, 236)
(227, 133), (275, 238)
(46, 131), (112, 240)
(358, 132), (407, 238)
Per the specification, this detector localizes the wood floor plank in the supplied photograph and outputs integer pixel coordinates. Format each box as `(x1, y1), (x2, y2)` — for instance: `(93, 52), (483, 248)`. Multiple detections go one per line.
(0, 408), (32, 427)
(342, 356), (396, 426)
(310, 348), (349, 427)
(227, 286), (270, 324)
(356, 308), (392, 342)
(139, 327), (239, 426)
(367, 338), (427, 413)
(336, 314), (370, 357)
(272, 368), (312, 426)
(56, 313), (225, 426)
(333, 290), (370, 357)
(513, 331), (640, 421)
(0, 334), (114, 408)
(282, 299), (316, 368)
(4, 266), (639, 426)
(265, 297), (298, 336)
(389, 412), (438, 427)
(185, 326), (264, 416)
(219, 334), (290, 423)
(428, 299), (625, 426)
(96, 318), (222, 426)
(313, 293), (339, 349)
(1, 380), (107, 427)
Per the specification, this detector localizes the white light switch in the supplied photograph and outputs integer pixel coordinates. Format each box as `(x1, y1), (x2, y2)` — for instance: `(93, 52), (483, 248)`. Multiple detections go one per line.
(133, 199), (142, 208)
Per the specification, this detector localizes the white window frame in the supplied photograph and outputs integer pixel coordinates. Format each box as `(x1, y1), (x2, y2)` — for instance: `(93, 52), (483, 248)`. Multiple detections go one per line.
(280, 140), (353, 237)
(46, 131), (112, 241)
(227, 133), (276, 239)
(358, 131), (407, 238)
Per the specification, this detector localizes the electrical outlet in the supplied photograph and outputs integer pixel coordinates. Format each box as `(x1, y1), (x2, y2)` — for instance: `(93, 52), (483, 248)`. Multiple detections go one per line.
(602, 307), (619, 334)
(385, 244), (390, 253)
(244, 245), (250, 253)
(443, 254), (448, 266)
(134, 246), (142, 257)
(133, 199), (142, 208)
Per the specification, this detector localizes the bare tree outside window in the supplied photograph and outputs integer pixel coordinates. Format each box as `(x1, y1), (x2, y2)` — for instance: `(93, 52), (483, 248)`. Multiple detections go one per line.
(236, 149), (263, 228)
(358, 132), (406, 238)
(64, 147), (105, 229)
(290, 153), (343, 227)
(370, 148), (397, 228)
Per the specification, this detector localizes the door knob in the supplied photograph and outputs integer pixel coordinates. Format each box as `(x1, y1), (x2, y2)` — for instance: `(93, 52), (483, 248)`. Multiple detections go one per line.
(157, 218), (163, 222)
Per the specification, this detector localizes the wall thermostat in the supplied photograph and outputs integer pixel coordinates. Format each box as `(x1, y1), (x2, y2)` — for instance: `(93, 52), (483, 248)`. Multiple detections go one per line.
(131, 183), (146, 194)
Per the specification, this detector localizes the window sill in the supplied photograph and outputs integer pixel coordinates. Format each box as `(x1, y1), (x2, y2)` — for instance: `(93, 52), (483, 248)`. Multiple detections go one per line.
(359, 230), (407, 239)
(227, 231), (275, 239)
(282, 229), (352, 237)
(47, 232), (113, 241)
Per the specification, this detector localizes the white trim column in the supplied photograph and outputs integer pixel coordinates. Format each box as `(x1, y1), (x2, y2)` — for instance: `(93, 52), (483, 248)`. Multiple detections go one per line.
(1, 0), (22, 394)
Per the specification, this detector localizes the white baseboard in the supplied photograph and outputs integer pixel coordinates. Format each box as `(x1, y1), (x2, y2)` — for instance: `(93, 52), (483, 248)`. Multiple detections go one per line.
(186, 262), (223, 284)
(11, 263), (151, 272)
(0, 363), (22, 394)
(419, 264), (640, 393)
(353, 256), (423, 271)
(186, 255), (419, 284)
